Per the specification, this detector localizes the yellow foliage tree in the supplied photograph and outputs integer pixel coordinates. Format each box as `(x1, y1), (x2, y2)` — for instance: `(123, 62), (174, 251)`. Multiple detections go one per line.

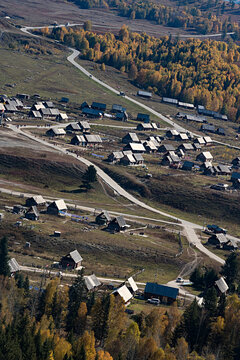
(75, 301), (87, 335)
(74, 331), (96, 360)
(96, 350), (113, 360)
(48, 351), (55, 360)
(44, 278), (60, 316)
(175, 337), (189, 360)
(53, 335), (72, 360)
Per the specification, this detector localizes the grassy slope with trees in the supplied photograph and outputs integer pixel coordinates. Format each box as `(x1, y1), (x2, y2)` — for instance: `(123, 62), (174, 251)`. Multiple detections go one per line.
(1, 237), (240, 360)
(69, 0), (240, 36)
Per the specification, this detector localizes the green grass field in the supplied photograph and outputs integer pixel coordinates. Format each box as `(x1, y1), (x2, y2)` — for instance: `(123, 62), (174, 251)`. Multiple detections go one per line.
(0, 40), (168, 127)
(1, 201), (188, 284)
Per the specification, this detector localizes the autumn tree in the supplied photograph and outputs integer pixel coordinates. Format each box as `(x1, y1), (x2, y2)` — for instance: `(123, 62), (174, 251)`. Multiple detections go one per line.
(128, 63), (138, 80)
(96, 350), (113, 360)
(137, 337), (158, 360)
(52, 285), (69, 329)
(44, 278), (60, 316)
(175, 337), (189, 360)
(84, 20), (92, 31)
(75, 302), (87, 335)
(73, 331), (96, 360)
(53, 335), (72, 360)
(119, 25), (129, 42)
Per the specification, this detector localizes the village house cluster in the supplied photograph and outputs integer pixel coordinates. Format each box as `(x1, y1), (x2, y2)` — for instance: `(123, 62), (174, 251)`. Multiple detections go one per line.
(163, 96), (228, 121)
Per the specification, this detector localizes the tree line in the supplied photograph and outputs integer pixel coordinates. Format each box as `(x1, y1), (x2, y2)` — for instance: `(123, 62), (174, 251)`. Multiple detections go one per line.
(1, 236), (240, 359)
(41, 25), (240, 122)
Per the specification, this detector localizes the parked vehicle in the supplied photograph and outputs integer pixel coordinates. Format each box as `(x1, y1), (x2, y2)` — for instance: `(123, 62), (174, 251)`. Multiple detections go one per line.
(206, 224), (227, 234)
(147, 298), (160, 305)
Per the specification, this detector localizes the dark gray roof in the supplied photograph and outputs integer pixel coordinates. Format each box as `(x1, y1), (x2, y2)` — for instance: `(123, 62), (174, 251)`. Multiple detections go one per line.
(84, 274), (101, 290)
(215, 277), (229, 293)
(5, 104), (18, 112)
(115, 216), (126, 227)
(69, 250), (83, 263)
(112, 104), (126, 112)
(11, 98), (23, 107)
(162, 97), (178, 104)
(201, 124), (215, 132)
(31, 110), (42, 118)
(66, 123), (81, 131)
(134, 153), (144, 161)
(126, 143), (146, 152)
(227, 239), (238, 248)
(44, 101), (54, 108)
(98, 210), (111, 221)
(50, 108), (60, 116)
(168, 152), (180, 163)
(48, 199), (67, 210)
(198, 108), (216, 116)
(84, 134), (102, 143)
(193, 143), (202, 149)
(8, 258), (20, 273)
(27, 206), (40, 217)
(109, 151), (124, 160)
(214, 113), (228, 120)
(143, 140), (158, 151)
(217, 164), (231, 173)
(176, 112), (187, 118)
(71, 135), (86, 144)
(180, 143), (194, 151)
(137, 90), (152, 97)
(47, 128), (66, 136)
(28, 195), (45, 205)
(128, 277), (138, 292)
(123, 133), (140, 142)
(216, 233), (228, 244)
(41, 108), (52, 116)
(185, 114), (206, 123)
(160, 144), (176, 151)
(137, 123), (152, 129)
(120, 153), (135, 164)
(78, 121), (91, 130)
(178, 101), (194, 109)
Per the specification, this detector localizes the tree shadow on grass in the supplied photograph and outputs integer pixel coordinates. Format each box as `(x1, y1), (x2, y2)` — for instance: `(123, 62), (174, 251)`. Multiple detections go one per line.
(60, 184), (92, 194)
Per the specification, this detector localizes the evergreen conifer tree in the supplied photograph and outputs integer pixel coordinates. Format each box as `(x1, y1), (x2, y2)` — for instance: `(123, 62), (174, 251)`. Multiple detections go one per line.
(0, 237), (10, 277)
(66, 270), (87, 332)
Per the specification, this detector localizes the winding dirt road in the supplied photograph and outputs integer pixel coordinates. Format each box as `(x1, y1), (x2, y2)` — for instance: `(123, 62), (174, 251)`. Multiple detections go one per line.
(9, 24), (231, 265)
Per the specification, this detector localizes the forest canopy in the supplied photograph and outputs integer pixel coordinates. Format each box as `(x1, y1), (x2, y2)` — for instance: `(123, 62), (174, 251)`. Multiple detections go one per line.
(43, 26), (240, 122)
